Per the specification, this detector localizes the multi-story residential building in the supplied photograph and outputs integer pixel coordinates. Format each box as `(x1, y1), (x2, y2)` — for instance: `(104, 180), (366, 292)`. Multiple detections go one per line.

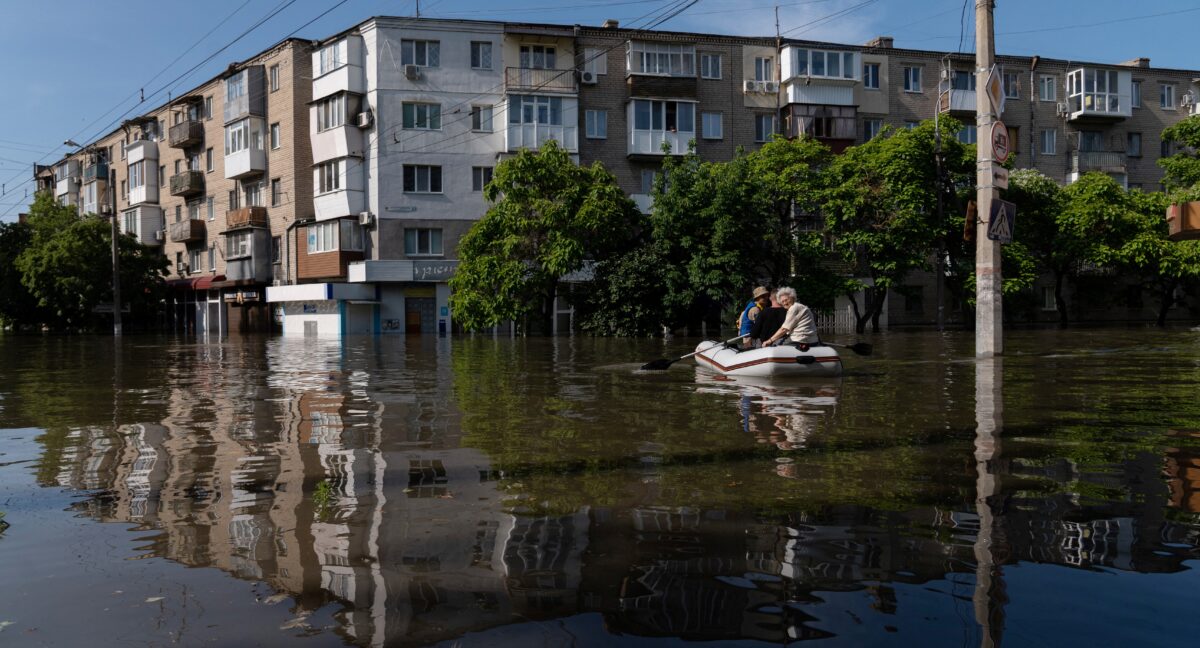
(37, 17), (1200, 335)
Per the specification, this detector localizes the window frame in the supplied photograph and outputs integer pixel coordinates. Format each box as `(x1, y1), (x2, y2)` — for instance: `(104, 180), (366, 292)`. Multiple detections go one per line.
(471, 166), (493, 192)
(1038, 75), (1057, 102)
(269, 64), (280, 92)
(754, 113), (775, 143)
(470, 41), (493, 70)
(903, 66), (922, 93)
(402, 165), (443, 193)
(585, 109), (607, 139)
(316, 160), (342, 195)
(404, 228), (444, 256)
(701, 111), (723, 140)
(470, 105), (493, 132)
(270, 123), (281, 149)
(1039, 129), (1056, 155)
(226, 230), (253, 259)
(401, 39), (440, 68)
(863, 62), (880, 90)
(402, 102), (442, 130)
(316, 94), (347, 132)
(699, 53), (721, 80)
(1161, 84), (1176, 110)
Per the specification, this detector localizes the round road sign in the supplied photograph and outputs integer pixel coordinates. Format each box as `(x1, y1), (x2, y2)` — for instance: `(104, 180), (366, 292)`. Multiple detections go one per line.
(990, 121), (1010, 162)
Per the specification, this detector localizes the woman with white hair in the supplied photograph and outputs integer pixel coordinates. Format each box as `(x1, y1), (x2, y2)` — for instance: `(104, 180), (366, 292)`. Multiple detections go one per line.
(762, 286), (819, 349)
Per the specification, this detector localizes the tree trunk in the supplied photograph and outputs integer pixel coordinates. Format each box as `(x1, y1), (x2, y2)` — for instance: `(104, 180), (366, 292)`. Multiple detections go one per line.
(542, 283), (557, 335)
(1054, 271), (1069, 327)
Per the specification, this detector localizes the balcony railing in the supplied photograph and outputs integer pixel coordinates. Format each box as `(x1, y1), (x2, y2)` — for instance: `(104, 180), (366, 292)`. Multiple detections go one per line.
(169, 219), (206, 243)
(505, 67), (577, 94)
(168, 120), (204, 148)
(226, 206), (268, 229)
(1071, 151), (1127, 174)
(169, 170), (204, 197)
(83, 162), (109, 183)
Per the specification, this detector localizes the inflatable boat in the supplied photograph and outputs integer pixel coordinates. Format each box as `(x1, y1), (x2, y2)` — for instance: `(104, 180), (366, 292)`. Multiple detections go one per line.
(692, 340), (842, 378)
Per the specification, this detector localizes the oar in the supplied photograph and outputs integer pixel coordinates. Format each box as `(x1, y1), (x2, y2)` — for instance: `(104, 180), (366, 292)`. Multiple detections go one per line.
(819, 340), (873, 356)
(641, 335), (749, 371)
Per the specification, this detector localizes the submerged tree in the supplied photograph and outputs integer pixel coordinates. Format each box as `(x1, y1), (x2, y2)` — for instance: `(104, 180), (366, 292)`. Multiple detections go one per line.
(1159, 115), (1200, 192)
(450, 141), (638, 333)
(1110, 188), (1200, 326)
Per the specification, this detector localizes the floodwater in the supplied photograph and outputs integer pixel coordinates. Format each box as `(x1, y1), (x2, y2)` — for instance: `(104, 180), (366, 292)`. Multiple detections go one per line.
(0, 329), (1198, 647)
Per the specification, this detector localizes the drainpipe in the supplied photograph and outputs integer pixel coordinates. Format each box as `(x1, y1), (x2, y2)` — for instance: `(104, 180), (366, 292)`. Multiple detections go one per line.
(1029, 55), (1039, 166)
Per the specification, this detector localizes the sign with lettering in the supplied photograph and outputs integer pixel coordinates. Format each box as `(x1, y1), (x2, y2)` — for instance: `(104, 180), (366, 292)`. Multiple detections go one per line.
(413, 260), (459, 282)
(988, 199), (1016, 244)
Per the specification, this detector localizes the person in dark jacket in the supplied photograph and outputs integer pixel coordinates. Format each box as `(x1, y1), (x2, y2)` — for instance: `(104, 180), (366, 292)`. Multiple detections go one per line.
(750, 291), (788, 347)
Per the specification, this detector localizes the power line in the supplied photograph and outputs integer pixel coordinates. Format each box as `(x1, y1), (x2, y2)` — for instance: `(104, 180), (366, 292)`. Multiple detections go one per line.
(780, 0), (880, 38)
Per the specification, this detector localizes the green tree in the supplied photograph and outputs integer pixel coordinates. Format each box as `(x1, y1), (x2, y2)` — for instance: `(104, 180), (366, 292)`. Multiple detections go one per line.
(1109, 188), (1200, 326)
(450, 141), (638, 333)
(14, 192), (168, 331)
(1160, 115), (1200, 192)
(1003, 169), (1071, 322)
(0, 219), (42, 328)
(821, 120), (974, 333)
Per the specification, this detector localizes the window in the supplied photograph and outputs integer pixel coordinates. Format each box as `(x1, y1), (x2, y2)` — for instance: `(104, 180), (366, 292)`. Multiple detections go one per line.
(173, 160), (181, 175)
(1080, 130), (1103, 152)
(903, 66), (921, 92)
(204, 96), (213, 120)
(956, 124), (977, 145)
(129, 161), (145, 189)
(519, 45), (556, 69)
(471, 166), (493, 192)
(905, 121), (919, 129)
(206, 195), (215, 220)
(864, 119), (883, 141)
(402, 102), (441, 130)
(245, 182), (262, 207)
(632, 99), (695, 133)
(122, 210), (137, 236)
(585, 110), (607, 138)
(700, 53), (721, 79)
(640, 170), (658, 194)
(307, 221), (338, 253)
(227, 231), (252, 258)
(403, 165), (442, 193)
(470, 41), (492, 70)
(317, 160), (341, 194)
(1162, 139), (1173, 158)
(175, 204), (182, 222)
(318, 40), (347, 75)
(1002, 70), (1019, 99)
(120, 180), (126, 199)
(792, 48), (856, 80)
(1132, 80), (1142, 108)
(812, 116), (835, 138)
(187, 200), (201, 221)
(863, 63), (880, 89)
(1161, 84), (1176, 109)
(270, 123), (280, 149)
(1042, 287), (1056, 311)
(160, 165), (167, 187)
(701, 112), (722, 139)
(1007, 126), (1019, 154)
(404, 228), (443, 256)
(754, 56), (774, 82)
(1127, 132), (1142, 157)
(754, 113), (775, 142)
(189, 249), (203, 272)
(470, 105), (493, 132)
(207, 246), (215, 272)
(317, 95), (346, 131)
(1039, 129), (1056, 155)
(206, 147), (214, 172)
(340, 220), (363, 251)
(510, 95), (564, 125)
(1038, 75), (1056, 101)
(225, 119), (255, 154)
(1067, 69), (1122, 114)
(269, 64), (279, 92)
(226, 73), (245, 102)
(401, 39), (440, 67)
(583, 47), (608, 76)
(628, 41), (695, 76)
(229, 189), (240, 210)
(271, 178), (281, 206)
(271, 236), (281, 263)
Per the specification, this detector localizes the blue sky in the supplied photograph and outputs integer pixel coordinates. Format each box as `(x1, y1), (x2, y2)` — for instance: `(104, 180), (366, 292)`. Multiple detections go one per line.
(2, 0), (1198, 219)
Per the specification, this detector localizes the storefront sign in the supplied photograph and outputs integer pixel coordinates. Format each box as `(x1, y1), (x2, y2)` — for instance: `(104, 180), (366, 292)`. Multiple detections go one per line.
(413, 261), (458, 282)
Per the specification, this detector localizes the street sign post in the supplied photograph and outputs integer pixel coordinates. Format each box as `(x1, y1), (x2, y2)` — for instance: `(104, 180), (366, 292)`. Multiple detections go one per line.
(984, 65), (1005, 117)
(990, 121), (1009, 162)
(988, 199), (1016, 244)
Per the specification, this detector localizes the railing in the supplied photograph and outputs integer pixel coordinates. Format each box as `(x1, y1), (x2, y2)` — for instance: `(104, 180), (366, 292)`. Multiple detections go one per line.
(169, 170), (204, 197)
(1071, 151), (1127, 174)
(226, 206), (268, 229)
(168, 120), (204, 148)
(169, 219), (205, 243)
(83, 162), (109, 183)
(505, 67), (577, 93)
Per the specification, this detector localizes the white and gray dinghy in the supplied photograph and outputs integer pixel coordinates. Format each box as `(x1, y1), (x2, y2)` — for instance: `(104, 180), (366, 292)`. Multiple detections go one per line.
(692, 340), (842, 378)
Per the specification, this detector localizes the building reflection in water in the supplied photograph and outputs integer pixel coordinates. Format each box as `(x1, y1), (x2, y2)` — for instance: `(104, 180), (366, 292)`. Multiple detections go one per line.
(32, 338), (1200, 646)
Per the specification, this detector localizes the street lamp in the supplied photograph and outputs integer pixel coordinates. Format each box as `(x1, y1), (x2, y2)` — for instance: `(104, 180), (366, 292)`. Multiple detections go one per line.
(64, 139), (81, 148)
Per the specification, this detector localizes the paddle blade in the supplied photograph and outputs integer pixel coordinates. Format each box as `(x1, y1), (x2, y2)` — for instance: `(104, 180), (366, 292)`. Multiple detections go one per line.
(850, 342), (873, 356)
(640, 358), (675, 371)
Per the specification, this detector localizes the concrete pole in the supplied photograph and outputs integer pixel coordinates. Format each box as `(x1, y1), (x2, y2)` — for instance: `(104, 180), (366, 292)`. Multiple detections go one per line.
(975, 0), (1001, 356)
(110, 168), (122, 337)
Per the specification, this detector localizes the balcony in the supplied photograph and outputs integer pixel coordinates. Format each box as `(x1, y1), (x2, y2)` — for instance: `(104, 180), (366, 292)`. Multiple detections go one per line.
(225, 147), (266, 179)
(83, 162), (109, 183)
(168, 120), (204, 148)
(1066, 68), (1132, 122)
(1071, 151), (1127, 174)
(937, 88), (976, 114)
(226, 206), (268, 229)
(126, 138), (159, 163)
(55, 176), (80, 198)
(505, 123), (578, 153)
(169, 170), (204, 197)
(505, 67), (577, 94)
(169, 219), (206, 244)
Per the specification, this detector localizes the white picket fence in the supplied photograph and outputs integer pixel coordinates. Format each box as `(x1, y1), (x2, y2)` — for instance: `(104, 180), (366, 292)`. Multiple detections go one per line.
(814, 309), (856, 333)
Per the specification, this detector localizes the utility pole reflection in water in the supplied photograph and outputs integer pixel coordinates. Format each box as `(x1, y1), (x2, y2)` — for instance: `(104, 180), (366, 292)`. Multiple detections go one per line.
(974, 357), (1005, 647)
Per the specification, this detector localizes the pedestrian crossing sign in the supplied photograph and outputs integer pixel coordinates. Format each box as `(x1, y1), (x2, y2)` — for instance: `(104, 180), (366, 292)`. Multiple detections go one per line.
(987, 199), (1016, 243)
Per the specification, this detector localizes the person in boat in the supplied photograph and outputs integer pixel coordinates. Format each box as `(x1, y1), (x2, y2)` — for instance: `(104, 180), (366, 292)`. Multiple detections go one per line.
(749, 290), (788, 347)
(736, 286), (771, 344)
(762, 286), (819, 350)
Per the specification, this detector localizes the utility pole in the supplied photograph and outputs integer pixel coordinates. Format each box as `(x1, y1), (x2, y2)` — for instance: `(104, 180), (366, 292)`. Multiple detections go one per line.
(110, 168), (122, 337)
(974, 0), (1001, 357)
(934, 58), (946, 332)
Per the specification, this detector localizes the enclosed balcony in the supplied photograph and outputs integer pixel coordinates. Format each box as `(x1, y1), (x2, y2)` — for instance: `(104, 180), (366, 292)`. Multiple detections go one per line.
(226, 206), (268, 230)
(505, 95), (578, 153)
(83, 161), (109, 183)
(169, 120), (204, 148)
(626, 98), (695, 157)
(505, 67), (577, 94)
(1066, 68), (1132, 122)
(126, 138), (159, 164)
(169, 219), (206, 244)
(169, 170), (204, 198)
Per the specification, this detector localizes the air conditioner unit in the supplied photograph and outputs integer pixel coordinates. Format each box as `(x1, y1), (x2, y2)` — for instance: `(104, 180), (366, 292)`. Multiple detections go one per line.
(579, 70), (597, 85)
(356, 110), (374, 128)
(155, 229), (164, 242)
(100, 204), (113, 215)
(1056, 102), (1070, 117)
(1181, 93), (1195, 107)
(763, 81), (779, 93)
(179, 262), (190, 274)
(404, 64), (421, 80)
(744, 79), (758, 93)
(358, 211), (375, 227)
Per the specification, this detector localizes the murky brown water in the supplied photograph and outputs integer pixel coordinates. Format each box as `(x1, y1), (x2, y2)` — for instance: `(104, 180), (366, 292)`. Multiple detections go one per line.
(0, 329), (1198, 646)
